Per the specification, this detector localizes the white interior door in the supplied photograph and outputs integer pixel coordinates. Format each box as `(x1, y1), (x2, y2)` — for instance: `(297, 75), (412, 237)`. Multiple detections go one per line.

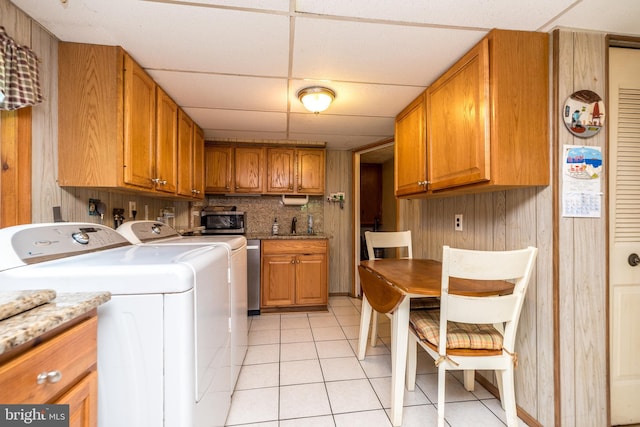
(609, 46), (640, 426)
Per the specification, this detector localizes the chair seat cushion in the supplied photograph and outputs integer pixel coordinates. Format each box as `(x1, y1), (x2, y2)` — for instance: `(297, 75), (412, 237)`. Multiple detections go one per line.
(410, 297), (440, 310)
(409, 309), (503, 350)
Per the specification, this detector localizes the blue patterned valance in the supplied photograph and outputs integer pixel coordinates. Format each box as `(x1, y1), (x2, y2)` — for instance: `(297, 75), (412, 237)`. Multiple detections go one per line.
(0, 26), (43, 111)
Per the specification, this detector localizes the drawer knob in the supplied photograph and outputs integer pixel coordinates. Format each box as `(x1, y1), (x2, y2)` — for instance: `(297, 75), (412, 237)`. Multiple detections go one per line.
(37, 370), (62, 385)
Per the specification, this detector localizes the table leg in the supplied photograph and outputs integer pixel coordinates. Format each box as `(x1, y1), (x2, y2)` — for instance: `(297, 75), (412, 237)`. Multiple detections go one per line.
(357, 293), (373, 360)
(390, 297), (409, 426)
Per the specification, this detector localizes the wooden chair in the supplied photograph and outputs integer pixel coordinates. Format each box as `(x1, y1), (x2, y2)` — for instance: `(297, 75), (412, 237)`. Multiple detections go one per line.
(358, 231), (438, 359)
(405, 245), (537, 427)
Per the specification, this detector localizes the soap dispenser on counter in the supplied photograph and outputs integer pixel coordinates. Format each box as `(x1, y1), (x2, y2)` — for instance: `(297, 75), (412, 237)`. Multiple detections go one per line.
(307, 214), (313, 235)
(272, 218), (279, 235)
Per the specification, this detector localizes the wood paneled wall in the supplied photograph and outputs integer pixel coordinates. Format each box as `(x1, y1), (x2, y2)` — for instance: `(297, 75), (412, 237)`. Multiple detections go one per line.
(398, 187), (555, 426)
(555, 30), (608, 427)
(325, 150), (353, 294)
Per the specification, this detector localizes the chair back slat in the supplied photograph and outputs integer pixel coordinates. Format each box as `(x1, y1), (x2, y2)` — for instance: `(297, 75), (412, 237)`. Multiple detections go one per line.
(364, 230), (413, 260)
(446, 294), (519, 324)
(438, 245), (537, 354)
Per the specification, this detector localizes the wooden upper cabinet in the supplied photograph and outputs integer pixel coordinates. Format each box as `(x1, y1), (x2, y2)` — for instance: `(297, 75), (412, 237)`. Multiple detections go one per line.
(205, 145), (325, 195)
(204, 145), (233, 193)
(176, 109), (194, 197)
(427, 38), (490, 191)
(296, 148), (325, 195)
(192, 126), (205, 199)
(395, 92), (427, 197)
(234, 147), (264, 193)
(122, 54), (157, 190)
(394, 29), (549, 198)
(266, 147), (295, 193)
(155, 87), (178, 194)
(58, 42), (202, 199)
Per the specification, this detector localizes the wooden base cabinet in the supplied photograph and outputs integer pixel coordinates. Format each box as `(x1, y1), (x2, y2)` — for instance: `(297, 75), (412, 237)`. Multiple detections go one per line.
(261, 239), (328, 310)
(0, 315), (98, 427)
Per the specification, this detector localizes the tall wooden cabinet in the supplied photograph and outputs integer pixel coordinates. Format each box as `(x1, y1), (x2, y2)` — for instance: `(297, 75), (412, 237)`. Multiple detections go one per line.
(261, 239), (328, 310)
(394, 29), (549, 198)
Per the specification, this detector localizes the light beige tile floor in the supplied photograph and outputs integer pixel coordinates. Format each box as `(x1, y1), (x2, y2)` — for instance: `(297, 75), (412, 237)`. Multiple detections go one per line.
(225, 296), (530, 427)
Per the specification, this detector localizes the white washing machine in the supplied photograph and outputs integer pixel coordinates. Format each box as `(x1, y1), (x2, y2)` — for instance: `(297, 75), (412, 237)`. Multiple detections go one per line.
(116, 220), (248, 389)
(0, 223), (232, 427)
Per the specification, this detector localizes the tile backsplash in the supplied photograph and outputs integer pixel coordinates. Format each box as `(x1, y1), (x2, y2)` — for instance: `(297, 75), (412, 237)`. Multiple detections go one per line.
(204, 195), (324, 235)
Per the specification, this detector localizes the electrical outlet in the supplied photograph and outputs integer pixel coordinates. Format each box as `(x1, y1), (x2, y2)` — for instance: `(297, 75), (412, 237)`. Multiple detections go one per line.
(128, 201), (137, 218)
(455, 214), (463, 231)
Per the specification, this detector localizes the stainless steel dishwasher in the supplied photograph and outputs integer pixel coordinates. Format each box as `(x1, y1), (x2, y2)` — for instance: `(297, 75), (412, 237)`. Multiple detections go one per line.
(247, 239), (261, 315)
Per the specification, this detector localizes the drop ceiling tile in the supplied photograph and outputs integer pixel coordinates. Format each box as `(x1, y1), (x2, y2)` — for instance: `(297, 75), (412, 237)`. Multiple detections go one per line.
(292, 17), (485, 86)
(289, 80), (425, 117)
(296, 0), (576, 30)
(184, 108), (287, 132)
(149, 71), (288, 111)
(289, 113), (395, 137)
(113, 4), (290, 76)
(172, 0), (290, 12)
(540, 0), (640, 35)
(288, 134), (388, 151)
(203, 130), (288, 141)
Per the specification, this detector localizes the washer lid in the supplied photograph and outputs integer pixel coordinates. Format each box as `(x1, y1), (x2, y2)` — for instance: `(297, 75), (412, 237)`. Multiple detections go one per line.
(0, 243), (228, 294)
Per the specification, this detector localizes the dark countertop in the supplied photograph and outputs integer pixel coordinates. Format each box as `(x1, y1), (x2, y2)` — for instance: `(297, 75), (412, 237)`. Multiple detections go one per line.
(246, 233), (329, 240)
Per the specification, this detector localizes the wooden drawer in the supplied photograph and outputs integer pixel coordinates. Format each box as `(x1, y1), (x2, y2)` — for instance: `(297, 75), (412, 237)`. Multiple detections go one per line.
(0, 316), (97, 403)
(262, 239), (327, 255)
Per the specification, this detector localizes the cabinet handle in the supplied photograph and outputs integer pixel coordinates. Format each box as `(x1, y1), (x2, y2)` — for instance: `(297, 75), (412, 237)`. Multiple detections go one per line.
(159, 180), (167, 185)
(36, 370), (62, 385)
(151, 178), (160, 184)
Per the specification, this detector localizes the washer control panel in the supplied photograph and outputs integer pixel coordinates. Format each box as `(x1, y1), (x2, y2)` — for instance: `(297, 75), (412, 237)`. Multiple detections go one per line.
(7, 223), (131, 264)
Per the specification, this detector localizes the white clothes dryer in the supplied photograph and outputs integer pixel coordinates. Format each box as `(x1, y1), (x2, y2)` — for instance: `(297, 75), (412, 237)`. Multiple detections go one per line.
(0, 223), (232, 427)
(116, 220), (248, 389)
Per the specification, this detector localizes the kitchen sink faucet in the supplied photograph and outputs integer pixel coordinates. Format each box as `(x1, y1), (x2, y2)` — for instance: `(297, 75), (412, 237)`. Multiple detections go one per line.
(291, 217), (297, 234)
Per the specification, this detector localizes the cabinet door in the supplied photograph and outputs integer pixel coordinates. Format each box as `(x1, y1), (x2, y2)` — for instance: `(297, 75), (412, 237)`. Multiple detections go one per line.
(191, 126), (205, 199)
(155, 87), (178, 194)
(176, 109), (195, 197)
(55, 370), (97, 427)
(123, 54), (156, 189)
(395, 92), (427, 197)
(235, 147), (264, 193)
(204, 145), (233, 193)
(266, 147), (295, 193)
(296, 148), (325, 194)
(261, 254), (296, 307)
(295, 253), (327, 305)
(427, 38), (490, 191)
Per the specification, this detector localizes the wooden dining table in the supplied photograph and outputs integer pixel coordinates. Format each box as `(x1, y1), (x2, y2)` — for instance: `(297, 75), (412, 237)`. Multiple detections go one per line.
(356, 258), (514, 426)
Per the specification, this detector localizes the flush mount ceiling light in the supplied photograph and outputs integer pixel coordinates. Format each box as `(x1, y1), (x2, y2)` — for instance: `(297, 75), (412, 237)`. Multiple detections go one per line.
(297, 86), (336, 113)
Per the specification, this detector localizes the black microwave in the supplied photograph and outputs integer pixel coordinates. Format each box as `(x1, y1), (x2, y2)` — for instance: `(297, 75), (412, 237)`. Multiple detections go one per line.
(201, 211), (245, 234)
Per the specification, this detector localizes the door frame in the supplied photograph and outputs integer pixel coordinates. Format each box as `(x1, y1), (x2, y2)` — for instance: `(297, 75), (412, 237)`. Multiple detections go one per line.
(351, 138), (394, 297)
